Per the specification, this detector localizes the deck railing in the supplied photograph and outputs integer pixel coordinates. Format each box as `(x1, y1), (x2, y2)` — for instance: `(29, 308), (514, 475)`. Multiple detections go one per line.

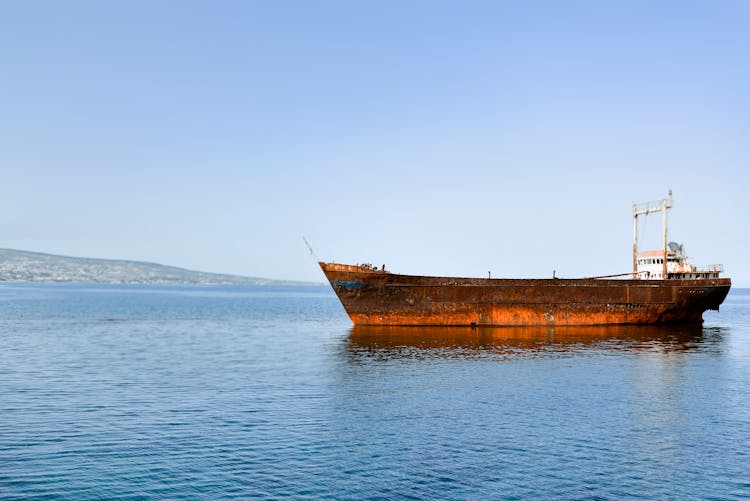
(695, 264), (724, 273)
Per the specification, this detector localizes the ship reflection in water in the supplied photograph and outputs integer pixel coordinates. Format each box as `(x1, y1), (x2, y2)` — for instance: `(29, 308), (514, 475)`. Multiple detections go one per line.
(345, 323), (723, 362)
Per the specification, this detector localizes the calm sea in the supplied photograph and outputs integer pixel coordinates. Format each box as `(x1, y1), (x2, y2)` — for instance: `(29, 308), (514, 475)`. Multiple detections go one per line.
(1, 284), (748, 499)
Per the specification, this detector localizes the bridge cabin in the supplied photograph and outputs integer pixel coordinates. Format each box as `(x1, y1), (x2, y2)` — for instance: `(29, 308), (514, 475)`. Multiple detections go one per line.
(636, 242), (722, 280)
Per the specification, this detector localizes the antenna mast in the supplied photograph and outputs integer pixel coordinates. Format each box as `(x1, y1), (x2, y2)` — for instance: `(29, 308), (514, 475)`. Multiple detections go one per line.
(302, 236), (318, 260)
(632, 189), (673, 278)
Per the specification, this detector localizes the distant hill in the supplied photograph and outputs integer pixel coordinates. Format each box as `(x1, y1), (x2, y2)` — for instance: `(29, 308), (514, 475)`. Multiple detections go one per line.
(0, 249), (314, 285)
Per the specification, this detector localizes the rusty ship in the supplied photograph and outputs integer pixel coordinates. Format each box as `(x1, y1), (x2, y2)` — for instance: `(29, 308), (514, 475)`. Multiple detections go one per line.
(320, 191), (731, 326)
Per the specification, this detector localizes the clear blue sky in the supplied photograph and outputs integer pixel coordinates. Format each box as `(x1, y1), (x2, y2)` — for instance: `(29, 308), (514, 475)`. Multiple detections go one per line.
(2, 1), (748, 284)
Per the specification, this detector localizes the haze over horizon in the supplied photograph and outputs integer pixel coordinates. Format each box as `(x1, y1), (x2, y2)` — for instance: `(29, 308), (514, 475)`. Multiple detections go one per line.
(3, 1), (749, 286)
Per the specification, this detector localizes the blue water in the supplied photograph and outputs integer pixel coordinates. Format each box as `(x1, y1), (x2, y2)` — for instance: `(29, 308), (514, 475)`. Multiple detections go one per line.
(1, 284), (748, 499)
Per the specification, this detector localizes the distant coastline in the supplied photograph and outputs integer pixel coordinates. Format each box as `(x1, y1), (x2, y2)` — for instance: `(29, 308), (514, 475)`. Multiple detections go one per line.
(0, 249), (318, 285)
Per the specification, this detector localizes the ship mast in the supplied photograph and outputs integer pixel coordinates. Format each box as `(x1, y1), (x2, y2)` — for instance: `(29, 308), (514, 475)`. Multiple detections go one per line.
(632, 190), (673, 278)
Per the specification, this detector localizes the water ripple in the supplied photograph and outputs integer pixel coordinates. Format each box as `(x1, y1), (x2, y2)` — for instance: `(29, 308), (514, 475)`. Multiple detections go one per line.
(0, 285), (748, 498)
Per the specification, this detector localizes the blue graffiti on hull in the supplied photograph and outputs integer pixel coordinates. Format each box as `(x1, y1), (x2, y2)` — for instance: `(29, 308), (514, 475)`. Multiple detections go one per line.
(332, 280), (365, 290)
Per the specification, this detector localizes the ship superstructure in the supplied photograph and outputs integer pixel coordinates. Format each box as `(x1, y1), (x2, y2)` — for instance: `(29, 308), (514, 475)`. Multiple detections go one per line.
(632, 190), (723, 280)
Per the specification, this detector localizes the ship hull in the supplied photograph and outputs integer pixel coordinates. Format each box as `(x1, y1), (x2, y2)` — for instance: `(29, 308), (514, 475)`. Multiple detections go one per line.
(320, 262), (731, 326)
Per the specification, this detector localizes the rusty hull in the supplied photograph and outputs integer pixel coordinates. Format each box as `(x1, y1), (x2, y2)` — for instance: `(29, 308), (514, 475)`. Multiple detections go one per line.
(320, 262), (731, 326)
